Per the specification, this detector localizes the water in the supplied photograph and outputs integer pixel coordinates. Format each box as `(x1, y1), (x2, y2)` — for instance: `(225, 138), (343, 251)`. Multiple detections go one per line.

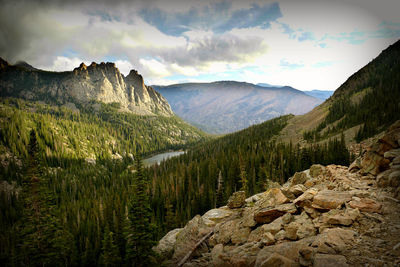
(143, 151), (185, 167)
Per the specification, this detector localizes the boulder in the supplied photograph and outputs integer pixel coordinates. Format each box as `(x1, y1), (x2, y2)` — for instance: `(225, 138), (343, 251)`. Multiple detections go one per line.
(173, 215), (211, 260)
(210, 244), (226, 267)
(348, 157), (362, 173)
(392, 156), (400, 165)
(313, 254), (348, 267)
(312, 190), (352, 210)
(360, 151), (390, 175)
(376, 169), (393, 187)
(227, 191), (246, 209)
(289, 184), (307, 197)
(291, 171), (308, 185)
(255, 237), (315, 266)
(284, 212), (316, 240)
(298, 246), (315, 266)
(349, 198), (382, 213)
(312, 228), (356, 254)
(384, 148), (400, 159)
(321, 207), (360, 226)
(213, 219), (238, 245)
(258, 253), (297, 267)
(389, 170), (400, 187)
(258, 188), (289, 209)
(153, 228), (182, 259)
(309, 164), (326, 178)
(293, 188), (319, 208)
(240, 207), (257, 227)
(231, 226), (251, 245)
(201, 207), (236, 227)
(254, 203), (297, 224)
(225, 242), (262, 266)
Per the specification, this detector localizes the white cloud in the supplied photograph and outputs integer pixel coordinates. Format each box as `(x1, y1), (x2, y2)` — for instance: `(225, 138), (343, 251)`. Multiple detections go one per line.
(139, 58), (171, 77)
(39, 56), (88, 72)
(115, 60), (134, 76)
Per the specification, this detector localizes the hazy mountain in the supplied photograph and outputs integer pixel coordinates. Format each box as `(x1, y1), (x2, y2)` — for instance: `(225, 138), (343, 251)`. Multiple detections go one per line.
(303, 90), (334, 100)
(154, 81), (323, 134)
(0, 58), (173, 116)
(256, 82), (284, 88)
(258, 83), (333, 100)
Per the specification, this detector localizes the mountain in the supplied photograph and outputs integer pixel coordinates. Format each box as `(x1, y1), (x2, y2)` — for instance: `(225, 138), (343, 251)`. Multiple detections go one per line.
(154, 81), (322, 134)
(0, 58), (172, 116)
(153, 40), (400, 266)
(303, 90), (334, 100)
(279, 39), (400, 145)
(256, 82), (284, 88)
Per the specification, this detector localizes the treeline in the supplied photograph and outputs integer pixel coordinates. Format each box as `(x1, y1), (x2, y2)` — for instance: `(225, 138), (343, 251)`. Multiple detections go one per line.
(303, 40), (400, 143)
(147, 117), (351, 235)
(1, 131), (157, 266)
(0, 98), (208, 160)
(0, 101), (351, 266)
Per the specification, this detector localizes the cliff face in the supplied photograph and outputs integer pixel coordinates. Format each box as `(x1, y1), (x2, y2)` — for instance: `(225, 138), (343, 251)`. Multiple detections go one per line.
(0, 59), (173, 116)
(155, 121), (400, 266)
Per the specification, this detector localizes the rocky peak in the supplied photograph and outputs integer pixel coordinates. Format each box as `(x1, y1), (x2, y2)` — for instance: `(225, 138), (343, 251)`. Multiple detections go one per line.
(155, 120), (400, 266)
(0, 59), (173, 116)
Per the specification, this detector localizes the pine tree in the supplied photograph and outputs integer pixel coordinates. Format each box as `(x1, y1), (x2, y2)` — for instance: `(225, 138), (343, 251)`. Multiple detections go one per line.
(125, 157), (157, 266)
(239, 153), (248, 195)
(101, 226), (122, 267)
(215, 170), (224, 208)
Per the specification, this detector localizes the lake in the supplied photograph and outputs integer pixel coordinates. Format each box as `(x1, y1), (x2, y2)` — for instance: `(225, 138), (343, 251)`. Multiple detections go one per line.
(143, 151), (185, 167)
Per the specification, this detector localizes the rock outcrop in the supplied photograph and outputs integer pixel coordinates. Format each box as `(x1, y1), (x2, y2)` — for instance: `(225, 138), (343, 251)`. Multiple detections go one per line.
(155, 121), (400, 266)
(0, 58), (173, 116)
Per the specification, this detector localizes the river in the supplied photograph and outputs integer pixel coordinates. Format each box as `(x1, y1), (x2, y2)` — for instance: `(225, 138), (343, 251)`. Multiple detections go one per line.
(143, 151), (185, 167)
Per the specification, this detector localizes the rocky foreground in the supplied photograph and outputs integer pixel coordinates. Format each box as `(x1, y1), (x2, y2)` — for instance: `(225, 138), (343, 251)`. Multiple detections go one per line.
(155, 121), (400, 266)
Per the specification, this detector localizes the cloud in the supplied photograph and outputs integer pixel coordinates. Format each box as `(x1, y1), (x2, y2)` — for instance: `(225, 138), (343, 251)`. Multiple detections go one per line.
(115, 60), (134, 76)
(39, 56), (88, 72)
(280, 59), (304, 69)
(139, 2), (282, 36)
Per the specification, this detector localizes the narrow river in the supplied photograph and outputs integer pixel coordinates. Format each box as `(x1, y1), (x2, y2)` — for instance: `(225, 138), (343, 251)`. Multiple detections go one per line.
(143, 151), (185, 167)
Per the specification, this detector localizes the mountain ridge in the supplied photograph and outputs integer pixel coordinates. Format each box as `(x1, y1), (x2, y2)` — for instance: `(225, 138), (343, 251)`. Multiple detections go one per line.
(154, 81), (322, 134)
(0, 58), (173, 116)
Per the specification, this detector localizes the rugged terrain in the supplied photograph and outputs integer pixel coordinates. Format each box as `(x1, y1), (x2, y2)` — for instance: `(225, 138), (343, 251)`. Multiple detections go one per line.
(279, 40), (400, 145)
(154, 82), (322, 134)
(0, 58), (172, 116)
(155, 121), (400, 266)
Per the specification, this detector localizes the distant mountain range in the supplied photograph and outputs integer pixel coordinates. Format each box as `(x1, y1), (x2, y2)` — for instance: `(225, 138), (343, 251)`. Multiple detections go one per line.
(302, 90), (334, 100)
(154, 82), (323, 134)
(257, 83), (334, 100)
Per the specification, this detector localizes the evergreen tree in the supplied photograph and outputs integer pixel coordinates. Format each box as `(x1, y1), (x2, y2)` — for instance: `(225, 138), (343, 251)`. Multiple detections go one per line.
(215, 170), (224, 208)
(125, 157), (156, 266)
(101, 226), (122, 267)
(239, 153), (248, 195)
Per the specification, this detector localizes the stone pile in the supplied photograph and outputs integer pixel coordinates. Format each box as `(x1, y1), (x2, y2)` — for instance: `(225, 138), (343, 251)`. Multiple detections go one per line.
(155, 121), (400, 266)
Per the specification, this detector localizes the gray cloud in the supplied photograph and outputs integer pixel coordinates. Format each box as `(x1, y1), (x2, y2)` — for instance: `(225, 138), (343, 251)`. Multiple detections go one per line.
(157, 34), (267, 66)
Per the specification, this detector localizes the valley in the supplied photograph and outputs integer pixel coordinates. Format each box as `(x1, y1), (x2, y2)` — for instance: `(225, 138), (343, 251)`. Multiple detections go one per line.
(0, 27), (399, 267)
(154, 82), (322, 134)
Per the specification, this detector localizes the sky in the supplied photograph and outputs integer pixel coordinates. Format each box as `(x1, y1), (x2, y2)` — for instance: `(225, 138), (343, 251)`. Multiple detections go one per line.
(0, 0), (399, 91)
